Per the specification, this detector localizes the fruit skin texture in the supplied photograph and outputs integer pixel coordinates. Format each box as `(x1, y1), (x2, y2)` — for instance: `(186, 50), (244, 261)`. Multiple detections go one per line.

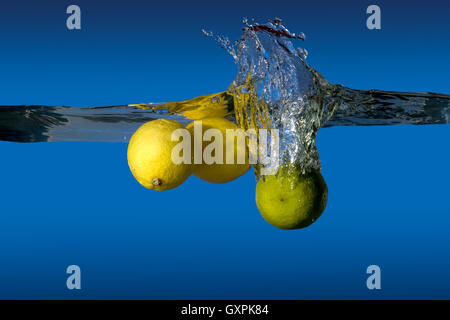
(255, 167), (328, 230)
(127, 119), (192, 191)
(186, 118), (250, 183)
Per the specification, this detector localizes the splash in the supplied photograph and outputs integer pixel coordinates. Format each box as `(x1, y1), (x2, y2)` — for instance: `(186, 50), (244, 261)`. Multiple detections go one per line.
(205, 19), (449, 175)
(0, 19), (448, 176)
(211, 19), (336, 174)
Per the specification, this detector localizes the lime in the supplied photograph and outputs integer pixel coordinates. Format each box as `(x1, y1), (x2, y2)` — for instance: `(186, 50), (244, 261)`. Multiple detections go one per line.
(255, 166), (328, 229)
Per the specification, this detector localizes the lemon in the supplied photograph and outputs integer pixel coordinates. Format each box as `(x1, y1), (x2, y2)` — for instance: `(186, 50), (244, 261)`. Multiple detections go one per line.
(127, 119), (192, 191)
(255, 166), (328, 229)
(186, 118), (250, 183)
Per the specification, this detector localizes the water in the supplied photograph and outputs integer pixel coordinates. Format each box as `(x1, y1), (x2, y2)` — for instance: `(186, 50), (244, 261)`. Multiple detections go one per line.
(0, 20), (448, 174)
(1, 5), (449, 300)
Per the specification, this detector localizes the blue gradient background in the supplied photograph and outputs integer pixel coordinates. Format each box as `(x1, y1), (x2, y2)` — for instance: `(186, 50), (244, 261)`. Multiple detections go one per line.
(0, 0), (449, 299)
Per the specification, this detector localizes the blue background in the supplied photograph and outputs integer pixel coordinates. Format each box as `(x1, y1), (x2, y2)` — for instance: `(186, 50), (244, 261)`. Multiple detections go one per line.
(0, 0), (448, 299)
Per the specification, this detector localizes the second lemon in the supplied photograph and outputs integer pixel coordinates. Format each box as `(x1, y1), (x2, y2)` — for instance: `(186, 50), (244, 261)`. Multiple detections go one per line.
(186, 118), (250, 183)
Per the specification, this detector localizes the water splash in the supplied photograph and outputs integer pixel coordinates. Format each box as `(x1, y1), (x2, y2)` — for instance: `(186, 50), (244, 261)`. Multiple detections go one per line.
(226, 19), (334, 174)
(208, 19), (449, 174)
(0, 19), (448, 175)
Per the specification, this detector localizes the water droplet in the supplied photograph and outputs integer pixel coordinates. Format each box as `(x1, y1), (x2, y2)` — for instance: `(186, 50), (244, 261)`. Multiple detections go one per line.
(201, 29), (212, 37)
(297, 47), (308, 59)
(273, 18), (283, 25)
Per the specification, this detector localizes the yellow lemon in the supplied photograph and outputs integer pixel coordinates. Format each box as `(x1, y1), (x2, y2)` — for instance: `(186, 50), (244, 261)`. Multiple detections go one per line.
(186, 118), (250, 183)
(256, 166), (328, 230)
(127, 119), (192, 191)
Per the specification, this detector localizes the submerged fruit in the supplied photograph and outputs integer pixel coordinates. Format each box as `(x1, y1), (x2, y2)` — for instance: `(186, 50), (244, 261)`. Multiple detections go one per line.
(255, 167), (328, 230)
(186, 117), (250, 183)
(127, 119), (192, 191)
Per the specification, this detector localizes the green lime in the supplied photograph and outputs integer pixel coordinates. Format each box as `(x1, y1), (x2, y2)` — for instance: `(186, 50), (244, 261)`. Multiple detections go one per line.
(255, 166), (328, 230)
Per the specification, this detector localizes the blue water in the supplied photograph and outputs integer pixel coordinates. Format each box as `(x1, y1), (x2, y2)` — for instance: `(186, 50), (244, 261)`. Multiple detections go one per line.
(0, 0), (449, 299)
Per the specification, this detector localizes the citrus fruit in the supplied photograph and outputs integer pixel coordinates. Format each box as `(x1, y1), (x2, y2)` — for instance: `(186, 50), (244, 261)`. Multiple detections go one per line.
(186, 118), (250, 183)
(127, 119), (192, 191)
(255, 166), (328, 229)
